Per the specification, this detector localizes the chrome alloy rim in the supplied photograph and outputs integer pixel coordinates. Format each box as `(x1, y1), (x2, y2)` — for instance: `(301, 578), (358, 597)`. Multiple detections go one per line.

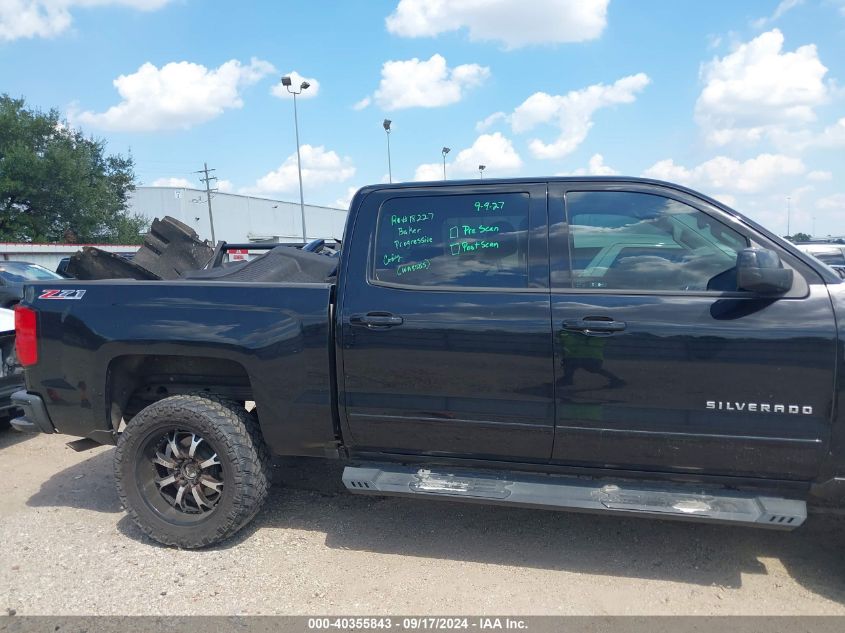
(149, 430), (224, 515)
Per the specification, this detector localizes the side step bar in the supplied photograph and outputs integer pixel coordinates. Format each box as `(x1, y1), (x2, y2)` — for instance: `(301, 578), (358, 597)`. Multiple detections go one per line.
(342, 464), (806, 530)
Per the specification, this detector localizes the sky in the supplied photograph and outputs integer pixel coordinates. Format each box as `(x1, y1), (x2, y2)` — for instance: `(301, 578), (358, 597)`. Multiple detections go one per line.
(1, 0), (844, 236)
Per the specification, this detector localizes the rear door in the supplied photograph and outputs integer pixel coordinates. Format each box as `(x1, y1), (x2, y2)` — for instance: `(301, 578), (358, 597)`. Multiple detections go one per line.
(548, 182), (837, 480)
(338, 183), (554, 462)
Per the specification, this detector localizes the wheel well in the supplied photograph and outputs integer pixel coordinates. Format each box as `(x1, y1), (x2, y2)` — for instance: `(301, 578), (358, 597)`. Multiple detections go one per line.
(107, 355), (253, 431)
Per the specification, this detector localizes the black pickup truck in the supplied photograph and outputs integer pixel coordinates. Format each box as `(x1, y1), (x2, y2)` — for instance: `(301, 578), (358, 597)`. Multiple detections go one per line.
(10, 177), (845, 548)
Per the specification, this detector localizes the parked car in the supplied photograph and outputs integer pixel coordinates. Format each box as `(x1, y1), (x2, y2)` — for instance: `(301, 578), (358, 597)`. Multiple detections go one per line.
(9, 177), (845, 548)
(0, 262), (64, 308)
(0, 308), (22, 428)
(794, 243), (845, 276)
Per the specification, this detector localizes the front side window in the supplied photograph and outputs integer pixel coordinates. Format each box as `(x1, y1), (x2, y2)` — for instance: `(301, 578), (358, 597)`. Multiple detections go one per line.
(372, 192), (530, 288)
(565, 191), (747, 292)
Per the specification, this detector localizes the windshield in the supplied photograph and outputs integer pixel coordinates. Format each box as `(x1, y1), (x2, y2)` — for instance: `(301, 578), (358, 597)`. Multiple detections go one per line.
(0, 263), (63, 283)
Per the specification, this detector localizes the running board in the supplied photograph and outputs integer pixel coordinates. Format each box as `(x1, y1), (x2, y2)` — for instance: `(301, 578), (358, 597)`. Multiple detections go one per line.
(342, 464), (806, 530)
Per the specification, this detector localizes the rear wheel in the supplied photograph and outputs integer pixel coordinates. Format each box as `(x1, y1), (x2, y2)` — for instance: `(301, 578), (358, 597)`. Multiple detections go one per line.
(114, 395), (270, 548)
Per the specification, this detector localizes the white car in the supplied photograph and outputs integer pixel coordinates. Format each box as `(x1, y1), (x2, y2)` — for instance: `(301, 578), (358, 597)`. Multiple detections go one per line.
(0, 307), (21, 428)
(794, 243), (845, 276)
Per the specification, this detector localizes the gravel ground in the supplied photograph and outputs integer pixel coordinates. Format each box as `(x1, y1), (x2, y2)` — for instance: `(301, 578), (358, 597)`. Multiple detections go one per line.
(1, 429), (845, 616)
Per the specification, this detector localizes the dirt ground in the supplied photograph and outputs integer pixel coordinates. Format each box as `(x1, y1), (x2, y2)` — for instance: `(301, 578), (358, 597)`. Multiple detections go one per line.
(1, 429), (845, 616)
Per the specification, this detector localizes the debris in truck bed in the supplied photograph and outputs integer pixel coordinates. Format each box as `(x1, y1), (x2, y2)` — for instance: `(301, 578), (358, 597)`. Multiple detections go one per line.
(66, 247), (159, 281)
(67, 216), (213, 281)
(132, 217), (214, 279)
(183, 246), (337, 283)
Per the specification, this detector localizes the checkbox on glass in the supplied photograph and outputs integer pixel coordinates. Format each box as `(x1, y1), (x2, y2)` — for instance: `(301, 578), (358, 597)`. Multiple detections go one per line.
(450, 243), (461, 256)
(449, 226), (459, 239)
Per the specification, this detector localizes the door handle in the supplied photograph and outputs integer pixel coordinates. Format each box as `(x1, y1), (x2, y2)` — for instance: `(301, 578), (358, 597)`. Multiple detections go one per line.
(563, 317), (626, 335)
(350, 312), (404, 328)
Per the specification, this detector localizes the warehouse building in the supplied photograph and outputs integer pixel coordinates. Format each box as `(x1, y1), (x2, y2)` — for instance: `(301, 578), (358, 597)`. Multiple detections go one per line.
(127, 186), (348, 244)
(0, 187), (350, 270)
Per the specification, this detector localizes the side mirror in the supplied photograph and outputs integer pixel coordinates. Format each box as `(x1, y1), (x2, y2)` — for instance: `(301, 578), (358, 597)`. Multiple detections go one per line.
(736, 248), (793, 294)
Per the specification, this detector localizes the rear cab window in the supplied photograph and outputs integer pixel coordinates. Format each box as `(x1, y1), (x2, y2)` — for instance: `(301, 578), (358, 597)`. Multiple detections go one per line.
(371, 192), (531, 288)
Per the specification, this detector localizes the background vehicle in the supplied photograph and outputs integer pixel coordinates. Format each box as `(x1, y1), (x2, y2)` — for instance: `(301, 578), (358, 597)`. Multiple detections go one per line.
(10, 177), (845, 548)
(0, 307), (21, 428)
(794, 243), (845, 276)
(0, 262), (64, 308)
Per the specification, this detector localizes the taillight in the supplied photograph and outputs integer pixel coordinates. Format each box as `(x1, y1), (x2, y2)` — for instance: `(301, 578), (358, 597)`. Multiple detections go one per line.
(14, 305), (38, 366)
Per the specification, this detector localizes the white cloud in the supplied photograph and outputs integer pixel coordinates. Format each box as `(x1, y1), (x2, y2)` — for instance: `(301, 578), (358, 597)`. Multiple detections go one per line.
(556, 153), (619, 176)
(475, 111), (506, 132)
(817, 193), (845, 210)
(247, 145), (355, 194)
(642, 153), (806, 193)
(816, 117), (845, 147)
(695, 29), (830, 146)
(372, 54), (489, 110)
(807, 170), (832, 181)
(503, 73), (649, 159)
(712, 193), (738, 208)
(413, 132), (522, 180)
(413, 163), (444, 182)
(0, 0), (171, 41)
(352, 96), (371, 111)
(270, 71), (320, 99)
(151, 177), (193, 188)
(752, 0), (804, 29)
(385, 0), (609, 49)
(71, 57), (275, 132)
(334, 186), (359, 209)
(217, 179), (233, 193)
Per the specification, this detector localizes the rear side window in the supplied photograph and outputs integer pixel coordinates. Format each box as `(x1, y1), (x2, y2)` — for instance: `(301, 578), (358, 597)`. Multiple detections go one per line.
(564, 191), (748, 292)
(372, 193), (530, 288)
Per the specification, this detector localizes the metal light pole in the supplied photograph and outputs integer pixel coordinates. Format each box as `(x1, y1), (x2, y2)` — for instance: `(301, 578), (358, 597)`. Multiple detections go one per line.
(786, 196), (791, 237)
(282, 75), (310, 241)
(383, 119), (392, 183)
(441, 147), (450, 180)
(478, 164), (486, 180)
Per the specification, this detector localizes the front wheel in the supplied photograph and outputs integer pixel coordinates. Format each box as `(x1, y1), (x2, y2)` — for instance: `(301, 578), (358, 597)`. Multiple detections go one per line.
(114, 395), (270, 548)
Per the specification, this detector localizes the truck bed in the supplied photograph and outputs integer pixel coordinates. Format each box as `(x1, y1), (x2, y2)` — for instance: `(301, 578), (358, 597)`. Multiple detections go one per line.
(23, 279), (338, 455)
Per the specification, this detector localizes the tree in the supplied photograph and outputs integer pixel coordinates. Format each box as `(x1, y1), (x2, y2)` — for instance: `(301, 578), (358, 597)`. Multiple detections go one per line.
(788, 232), (811, 242)
(0, 94), (147, 244)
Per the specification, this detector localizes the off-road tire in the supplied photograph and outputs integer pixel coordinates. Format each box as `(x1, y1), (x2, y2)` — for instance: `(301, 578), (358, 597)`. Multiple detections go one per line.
(114, 394), (270, 548)
(184, 392), (273, 485)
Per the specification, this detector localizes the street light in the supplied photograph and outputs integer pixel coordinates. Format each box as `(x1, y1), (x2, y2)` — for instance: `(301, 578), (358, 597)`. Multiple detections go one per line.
(383, 119), (392, 183)
(786, 195), (791, 237)
(282, 75), (310, 241)
(478, 164), (486, 180)
(441, 147), (450, 180)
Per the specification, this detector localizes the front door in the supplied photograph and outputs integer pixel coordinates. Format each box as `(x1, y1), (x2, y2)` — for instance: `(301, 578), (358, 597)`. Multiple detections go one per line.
(339, 183), (554, 462)
(548, 183), (836, 480)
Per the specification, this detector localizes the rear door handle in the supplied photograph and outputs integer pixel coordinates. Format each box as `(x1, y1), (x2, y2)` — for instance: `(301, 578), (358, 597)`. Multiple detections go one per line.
(350, 312), (404, 328)
(563, 317), (627, 335)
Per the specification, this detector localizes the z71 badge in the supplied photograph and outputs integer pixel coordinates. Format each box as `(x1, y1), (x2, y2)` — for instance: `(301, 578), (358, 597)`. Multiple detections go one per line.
(39, 289), (87, 300)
